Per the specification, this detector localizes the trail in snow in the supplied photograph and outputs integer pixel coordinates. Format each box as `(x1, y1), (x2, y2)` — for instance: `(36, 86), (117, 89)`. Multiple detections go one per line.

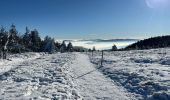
(70, 53), (136, 100)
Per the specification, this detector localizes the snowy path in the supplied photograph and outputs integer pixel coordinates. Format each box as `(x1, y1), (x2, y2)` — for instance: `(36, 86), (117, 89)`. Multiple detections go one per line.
(70, 53), (136, 100)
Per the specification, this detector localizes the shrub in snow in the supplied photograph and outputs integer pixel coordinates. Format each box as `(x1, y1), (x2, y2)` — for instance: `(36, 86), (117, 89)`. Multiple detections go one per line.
(13, 77), (26, 82)
(0, 75), (7, 80)
(160, 58), (170, 65)
(134, 58), (153, 63)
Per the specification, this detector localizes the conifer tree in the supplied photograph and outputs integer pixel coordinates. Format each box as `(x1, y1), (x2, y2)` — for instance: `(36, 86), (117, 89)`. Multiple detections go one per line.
(42, 36), (56, 53)
(23, 27), (31, 48)
(9, 24), (18, 46)
(30, 29), (41, 52)
(60, 41), (67, 53)
(67, 42), (73, 52)
(112, 44), (117, 51)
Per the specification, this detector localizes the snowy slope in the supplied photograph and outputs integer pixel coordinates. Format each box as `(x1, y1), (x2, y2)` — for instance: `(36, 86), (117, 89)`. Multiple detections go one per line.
(88, 48), (170, 100)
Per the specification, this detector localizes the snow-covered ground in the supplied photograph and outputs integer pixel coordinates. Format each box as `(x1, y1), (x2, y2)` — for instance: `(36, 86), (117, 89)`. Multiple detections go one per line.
(0, 52), (41, 74)
(70, 53), (136, 100)
(0, 53), (81, 100)
(88, 48), (170, 100)
(0, 48), (170, 100)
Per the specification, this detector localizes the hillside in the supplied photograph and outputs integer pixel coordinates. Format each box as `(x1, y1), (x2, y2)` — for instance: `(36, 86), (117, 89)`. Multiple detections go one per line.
(125, 35), (170, 50)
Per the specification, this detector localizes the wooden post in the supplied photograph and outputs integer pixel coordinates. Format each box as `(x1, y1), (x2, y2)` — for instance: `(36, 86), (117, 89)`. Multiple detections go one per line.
(0, 51), (2, 59)
(3, 50), (7, 59)
(101, 50), (104, 66)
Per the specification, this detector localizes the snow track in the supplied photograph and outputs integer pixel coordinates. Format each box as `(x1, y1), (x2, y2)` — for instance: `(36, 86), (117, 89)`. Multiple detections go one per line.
(70, 53), (136, 100)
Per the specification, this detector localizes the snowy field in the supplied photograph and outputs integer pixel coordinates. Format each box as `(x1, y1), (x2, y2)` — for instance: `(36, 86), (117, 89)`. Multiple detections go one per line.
(88, 48), (170, 100)
(0, 48), (170, 100)
(0, 53), (81, 100)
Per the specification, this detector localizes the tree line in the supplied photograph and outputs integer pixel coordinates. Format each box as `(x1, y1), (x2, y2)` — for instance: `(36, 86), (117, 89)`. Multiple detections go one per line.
(124, 35), (170, 50)
(0, 24), (74, 59)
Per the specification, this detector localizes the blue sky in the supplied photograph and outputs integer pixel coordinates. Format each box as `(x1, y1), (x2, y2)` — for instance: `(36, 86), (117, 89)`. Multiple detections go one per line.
(0, 0), (170, 39)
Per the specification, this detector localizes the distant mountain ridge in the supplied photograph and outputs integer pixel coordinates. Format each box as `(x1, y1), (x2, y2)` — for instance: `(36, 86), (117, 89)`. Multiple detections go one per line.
(63, 39), (139, 42)
(89, 39), (139, 42)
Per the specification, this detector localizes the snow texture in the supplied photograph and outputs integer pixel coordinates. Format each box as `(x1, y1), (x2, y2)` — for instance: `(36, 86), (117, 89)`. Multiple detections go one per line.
(89, 48), (170, 100)
(70, 53), (136, 100)
(0, 48), (170, 100)
(0, 53), (81, 100)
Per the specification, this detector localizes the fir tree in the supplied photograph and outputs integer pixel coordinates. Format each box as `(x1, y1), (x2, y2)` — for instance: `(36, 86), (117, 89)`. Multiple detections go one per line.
(54, 42), (60, 51)
(60, 41), (67, 53)
(23, 27), (31, 48)
(67, 42), (73, 52)
(42, 36), (56, 54)
(112, 44), (117, 51)
(30, 29), (41, 52)
(8, 24), (18, 46)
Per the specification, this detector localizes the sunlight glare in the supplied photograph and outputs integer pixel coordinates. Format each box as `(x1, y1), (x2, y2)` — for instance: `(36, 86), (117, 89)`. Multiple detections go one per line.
(145, 0), (169, 8)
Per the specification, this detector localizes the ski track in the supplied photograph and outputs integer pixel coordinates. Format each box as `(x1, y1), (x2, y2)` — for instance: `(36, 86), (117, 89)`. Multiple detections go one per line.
(70, 53), (136, 100)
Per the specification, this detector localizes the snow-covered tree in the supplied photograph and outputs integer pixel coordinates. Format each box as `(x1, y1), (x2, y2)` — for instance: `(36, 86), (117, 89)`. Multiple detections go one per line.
(48, 38), (56, 53)
(67, 42), (73, 52)
(54, 42), (60, 51)
(7, 24), (25, 53)
(0, 26), (14, 58)
(23, 27), (31, 48)
(42, 36), (56, 54)
(60, 41), (67, 53)
(8, 24), (18, 46)
(0, 26), (5, 48)
(30, 29), (41, 52)
(112, 44), (117, 51)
